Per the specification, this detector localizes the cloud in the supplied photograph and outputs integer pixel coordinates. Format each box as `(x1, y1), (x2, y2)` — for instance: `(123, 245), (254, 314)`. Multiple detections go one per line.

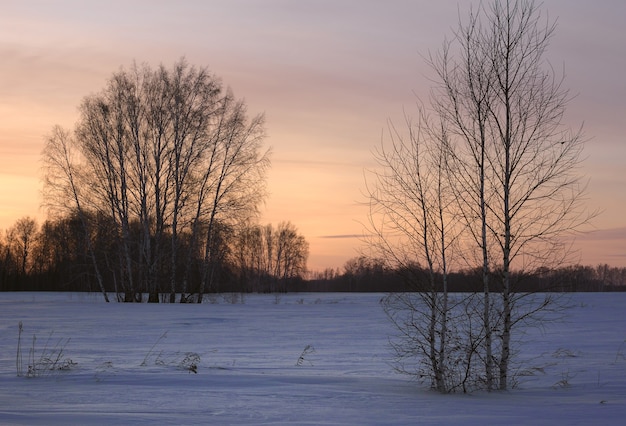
(575, 227), (626, 241)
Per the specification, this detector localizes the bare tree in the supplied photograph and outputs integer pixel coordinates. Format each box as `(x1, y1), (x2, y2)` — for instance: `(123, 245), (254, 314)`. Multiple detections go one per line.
(429, 3), (500, 389)
(43, 59), (269, 302)
(12, 217), (37, 278)
(432, 0), (589, 390)
(194, 92), (270, 302)
(231, 221), (309, 293)
(42, 126), (110, 301)
(367, 112), (461, 392)
(370, 0), (591, 392)
(272, 221), (309, 288)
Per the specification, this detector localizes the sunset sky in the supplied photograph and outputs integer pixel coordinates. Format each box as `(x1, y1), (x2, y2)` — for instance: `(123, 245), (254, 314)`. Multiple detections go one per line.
(1, 1), (625, 272)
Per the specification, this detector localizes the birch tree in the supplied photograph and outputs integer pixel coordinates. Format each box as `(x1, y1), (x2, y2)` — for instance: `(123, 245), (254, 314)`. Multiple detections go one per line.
(43, 59), (269, 302)
(42, 126), (110, 301)
(193, 92), (270, 302)
(367, 112), (461, 392)
(431, 0), (589, 390)
(371, 0), (590, 392)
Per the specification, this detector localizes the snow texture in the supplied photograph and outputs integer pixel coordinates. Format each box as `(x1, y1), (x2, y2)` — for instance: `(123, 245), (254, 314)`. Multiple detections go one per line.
(1, 292), (625, 425)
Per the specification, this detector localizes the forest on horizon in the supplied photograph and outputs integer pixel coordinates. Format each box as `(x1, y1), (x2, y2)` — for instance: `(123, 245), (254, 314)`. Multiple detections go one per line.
(1, 213), (625, 296)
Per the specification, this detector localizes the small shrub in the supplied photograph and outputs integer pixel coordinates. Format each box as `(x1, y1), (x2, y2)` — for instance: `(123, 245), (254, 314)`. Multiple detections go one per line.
(179, 352), (201, 373)
(16, 322), (24, 377)
(552, 370), (575, 389)
(141, 331), (168, 366)
(17, 325), (74, 378)
(296, 345), (316, 366)
(552, 348), (578, 359)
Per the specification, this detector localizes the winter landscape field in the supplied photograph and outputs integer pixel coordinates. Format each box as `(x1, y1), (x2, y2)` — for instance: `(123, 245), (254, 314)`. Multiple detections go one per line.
(1, 292), (625, 425)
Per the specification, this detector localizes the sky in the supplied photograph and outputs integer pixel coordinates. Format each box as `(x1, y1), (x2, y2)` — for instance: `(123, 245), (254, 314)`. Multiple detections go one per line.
(1, 0), (625, 272)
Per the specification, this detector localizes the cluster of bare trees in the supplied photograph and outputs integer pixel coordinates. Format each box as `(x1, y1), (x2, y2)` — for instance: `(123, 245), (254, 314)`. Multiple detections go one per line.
(534, 264), (626, 292)
(0, 217), (38, 287)
(0, 215), (101, 292)
(367, 0), (591, 392)
(232, 221), (309, 292)
(0, 214), (309, 296)
(39, 59), (280, 302)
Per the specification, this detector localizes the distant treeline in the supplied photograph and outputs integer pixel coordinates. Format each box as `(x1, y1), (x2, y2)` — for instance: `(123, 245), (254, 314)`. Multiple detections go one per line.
(300, 267), (626, 293)
(1, 217), (625, 296)
(297, 257), (626, 293)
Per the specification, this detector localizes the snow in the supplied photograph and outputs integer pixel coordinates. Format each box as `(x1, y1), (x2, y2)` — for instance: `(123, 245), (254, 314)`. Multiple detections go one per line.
(1, 292), (625, 425)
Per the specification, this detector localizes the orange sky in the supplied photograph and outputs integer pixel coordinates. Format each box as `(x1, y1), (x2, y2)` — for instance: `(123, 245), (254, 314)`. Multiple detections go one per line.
(1, 1), (625, 271)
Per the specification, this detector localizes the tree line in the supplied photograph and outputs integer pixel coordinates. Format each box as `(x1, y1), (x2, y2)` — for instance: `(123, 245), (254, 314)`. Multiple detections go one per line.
(303, 256), (626, 293)
(2, 222), (622, 295)
(0, 215), (308, 298)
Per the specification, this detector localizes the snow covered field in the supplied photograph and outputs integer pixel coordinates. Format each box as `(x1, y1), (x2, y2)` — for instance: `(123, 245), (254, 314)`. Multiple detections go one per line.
(0, 292), (625, 425)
